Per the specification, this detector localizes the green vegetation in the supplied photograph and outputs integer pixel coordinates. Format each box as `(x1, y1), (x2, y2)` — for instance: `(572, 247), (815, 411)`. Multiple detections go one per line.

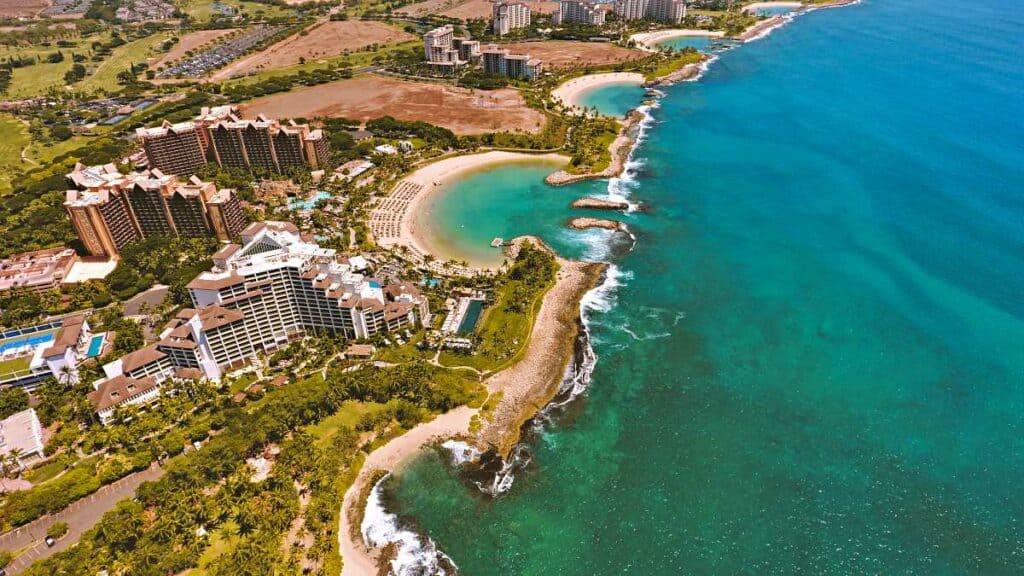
(0, 355), (32, 379)
(47, 521), (70, 539)
(0, 114), (31, 195)
(642, 47), (705, 82)
(441, 243), (558, 371)
(77, 31), (173, 94)
(0, 387), (30, 419)
(106, 235), (219, 303)
(21, 363), (482, 575)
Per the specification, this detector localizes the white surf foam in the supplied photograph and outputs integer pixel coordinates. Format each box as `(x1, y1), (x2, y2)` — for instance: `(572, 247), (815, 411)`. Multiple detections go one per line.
(361, 474), (456, 576)
(441, 440), (481, 466)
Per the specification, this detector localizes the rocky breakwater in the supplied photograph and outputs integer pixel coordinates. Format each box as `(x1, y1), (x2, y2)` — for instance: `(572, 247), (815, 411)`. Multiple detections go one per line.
(570, 197), (631, 211)
(568, 217), (628, 232)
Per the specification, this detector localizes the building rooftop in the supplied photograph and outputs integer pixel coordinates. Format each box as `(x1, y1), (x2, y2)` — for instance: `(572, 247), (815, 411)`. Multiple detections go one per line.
(88, 375), (159, 412)
(0, 408), (45, 461)
(0, 247), (77, 292)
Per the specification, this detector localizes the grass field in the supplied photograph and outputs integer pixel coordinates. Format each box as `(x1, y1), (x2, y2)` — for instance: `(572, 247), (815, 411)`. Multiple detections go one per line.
(0, 114), (31, 195)
(24, 134), (90, 165)
(0, 355), (32, 378)
(0, 33), (113, 98)
(180, 0), (296, 22)
(306, 400), (383, 447)
(77, 32), (175, 94)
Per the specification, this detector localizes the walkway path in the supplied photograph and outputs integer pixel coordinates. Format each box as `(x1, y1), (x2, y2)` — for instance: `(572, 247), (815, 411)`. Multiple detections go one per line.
(0, 463), (164, 574)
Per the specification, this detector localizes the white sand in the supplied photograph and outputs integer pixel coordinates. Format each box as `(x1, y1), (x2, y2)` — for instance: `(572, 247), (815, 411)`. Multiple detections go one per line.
(629, 29), (725, 51)
(743, 1), (802, 11)
(391, 151), (569, 268)
(339, 406), (477, 576)
(551, 72), (646, 113)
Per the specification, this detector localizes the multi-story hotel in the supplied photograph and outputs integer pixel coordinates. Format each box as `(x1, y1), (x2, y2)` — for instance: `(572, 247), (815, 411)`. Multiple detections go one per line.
(554, 0), (607, 25)
(207, 114), (331, 173)
(452, 37), (481, 62)
(0, 247), (77, 294)
(424, 25), (469, 70)
(87, 221), (430, 423)
(615, 0), (685, 23)
(482, 45), (543, 81)
(493, 1), (531, 36)
(135, 105), (234, 176)
(137, 106), (330, 176)
(64, 163), (248, 258)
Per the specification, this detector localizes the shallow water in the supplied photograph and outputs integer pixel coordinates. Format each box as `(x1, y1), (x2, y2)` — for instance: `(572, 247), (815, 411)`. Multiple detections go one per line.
(388, 0), (1024, 573)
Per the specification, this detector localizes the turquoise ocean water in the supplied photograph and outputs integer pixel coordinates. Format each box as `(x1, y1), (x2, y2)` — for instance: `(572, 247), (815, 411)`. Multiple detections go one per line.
(380, 0), (1024, 573)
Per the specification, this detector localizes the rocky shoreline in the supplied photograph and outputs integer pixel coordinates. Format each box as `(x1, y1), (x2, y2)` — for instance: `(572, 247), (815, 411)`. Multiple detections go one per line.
(544, 110), (643, 187)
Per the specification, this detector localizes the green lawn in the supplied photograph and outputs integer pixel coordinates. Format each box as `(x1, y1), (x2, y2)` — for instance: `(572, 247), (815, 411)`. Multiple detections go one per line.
(0, 356), (32, 378)
(439, 275), (555, 373)
(0, 33), (112, 98)
(24, 460), (67, 484)
(25, 134), (90, 166)
(180, 0), (296, 23)
(374, 330), (433, 364)
(305, 400), (383, 448)
(77, 32), (175, 94)
(0, 114), (31, 195)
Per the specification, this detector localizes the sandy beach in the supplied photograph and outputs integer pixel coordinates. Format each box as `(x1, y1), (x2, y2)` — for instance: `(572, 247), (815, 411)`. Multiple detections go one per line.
(629, 29), (725, 51)
(370, 151), (569, 271)
(551, 72), (646, 113)
(338, 406), (478, 576)
(743, 1), (802, 12)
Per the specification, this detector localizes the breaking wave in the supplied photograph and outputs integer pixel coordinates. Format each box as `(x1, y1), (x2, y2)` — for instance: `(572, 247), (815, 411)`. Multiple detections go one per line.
(361, 474), (458, 576)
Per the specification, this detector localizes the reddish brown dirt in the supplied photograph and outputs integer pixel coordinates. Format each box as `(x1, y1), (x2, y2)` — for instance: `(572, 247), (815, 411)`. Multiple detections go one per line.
(239, 75), (547, 135)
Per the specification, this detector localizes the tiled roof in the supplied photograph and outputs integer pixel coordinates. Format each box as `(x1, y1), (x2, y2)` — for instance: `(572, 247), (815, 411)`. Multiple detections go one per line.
(88, 375), (159, 412)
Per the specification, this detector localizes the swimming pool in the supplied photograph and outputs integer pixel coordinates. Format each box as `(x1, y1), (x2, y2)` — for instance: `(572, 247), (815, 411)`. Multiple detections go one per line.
(85, 334), (106, 358)
(0, 331), (56, 355)
(457, 300), (484, 335)
(288, 191), (330, 211)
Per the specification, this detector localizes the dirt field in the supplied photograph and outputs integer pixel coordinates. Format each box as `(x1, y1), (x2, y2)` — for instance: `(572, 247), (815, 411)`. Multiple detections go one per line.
(210, 20), (415, 80)
(239, 75), (547, 135)
(0, 0), (50, 17)
(151, 29), (237, 70)
(441, 0), (558, 19)
(500, 40), (648, 69)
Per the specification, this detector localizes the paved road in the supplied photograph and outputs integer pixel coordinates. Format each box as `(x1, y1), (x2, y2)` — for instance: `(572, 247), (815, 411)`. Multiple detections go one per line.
(0, 464), (164, 574)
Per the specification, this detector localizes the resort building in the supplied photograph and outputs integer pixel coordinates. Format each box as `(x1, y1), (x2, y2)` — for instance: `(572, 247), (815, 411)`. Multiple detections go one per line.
(138, 106), (330, 176)
(136, 105), (235, 176)
(615, 0), (685, 23)
(482, 45), (543, 81)
(554, 0), (607, 25)
(64, 163), (248, 258)
(0, 314), (105, 389)
(423, 25), (468, 70)
(88, 374), (163, 425)
(452, 37), (481, 62)
(207, 114), (331, 173)
(87, 222), (430, 408)
(0, 409), (46, 468)
(493, 1), (531, 36)
(0, 247), (78, 294)
(136, 121), (206, 176)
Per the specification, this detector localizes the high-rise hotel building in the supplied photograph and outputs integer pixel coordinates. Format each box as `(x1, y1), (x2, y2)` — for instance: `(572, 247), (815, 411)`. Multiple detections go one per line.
(554, 0), (607, 25)
(482, 45), (543, 81)
(493, 2), (531, 36)
(137, 106), (331, 176)
(64, 163), (248, 258)
(615, 0), (685, 23)
(87, 221), (429, 416)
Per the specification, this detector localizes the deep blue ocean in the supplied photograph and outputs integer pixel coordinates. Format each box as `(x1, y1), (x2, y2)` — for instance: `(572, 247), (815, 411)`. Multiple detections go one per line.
(384, 0), (1024, 573)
